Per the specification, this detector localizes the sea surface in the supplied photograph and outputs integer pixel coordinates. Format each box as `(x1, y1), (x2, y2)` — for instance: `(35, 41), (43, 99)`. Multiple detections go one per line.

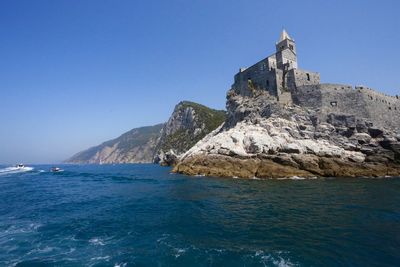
(0, 164), (399, 267)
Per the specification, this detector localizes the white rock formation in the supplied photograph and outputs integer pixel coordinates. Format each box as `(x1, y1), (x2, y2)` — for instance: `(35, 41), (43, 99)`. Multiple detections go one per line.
(181, 117), (365, 163)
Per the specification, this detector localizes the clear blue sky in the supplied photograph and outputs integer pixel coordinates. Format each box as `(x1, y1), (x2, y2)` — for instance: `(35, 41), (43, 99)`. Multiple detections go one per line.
(0, 0), (399, 164)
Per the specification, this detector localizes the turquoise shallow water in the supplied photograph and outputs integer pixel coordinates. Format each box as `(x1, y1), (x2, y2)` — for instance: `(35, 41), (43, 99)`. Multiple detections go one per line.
(0, 164), (399, 267)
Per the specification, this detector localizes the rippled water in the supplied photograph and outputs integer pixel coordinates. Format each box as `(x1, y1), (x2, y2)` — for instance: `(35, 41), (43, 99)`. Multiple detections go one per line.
(0, 164), (399, 266)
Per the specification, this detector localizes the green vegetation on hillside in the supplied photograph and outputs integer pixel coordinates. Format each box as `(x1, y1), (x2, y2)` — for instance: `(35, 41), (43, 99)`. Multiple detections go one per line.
(180, 101), (226, 132)
(161, 101), (226, 153)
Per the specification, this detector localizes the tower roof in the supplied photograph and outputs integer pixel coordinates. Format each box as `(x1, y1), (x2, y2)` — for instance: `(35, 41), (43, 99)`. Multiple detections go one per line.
(279, 29), (293, 42)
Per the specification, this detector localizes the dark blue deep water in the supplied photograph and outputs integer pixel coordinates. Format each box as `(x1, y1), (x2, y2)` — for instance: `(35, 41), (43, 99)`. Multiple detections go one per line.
(0, 164), (399, 267)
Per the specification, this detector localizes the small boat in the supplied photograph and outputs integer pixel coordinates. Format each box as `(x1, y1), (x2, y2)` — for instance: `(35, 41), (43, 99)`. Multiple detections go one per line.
(1, 164), (34, 174)
(51, 167), (63, 173)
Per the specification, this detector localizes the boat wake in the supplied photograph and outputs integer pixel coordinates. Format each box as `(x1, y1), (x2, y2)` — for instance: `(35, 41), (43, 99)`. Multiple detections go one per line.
(0, 166), (34, 176)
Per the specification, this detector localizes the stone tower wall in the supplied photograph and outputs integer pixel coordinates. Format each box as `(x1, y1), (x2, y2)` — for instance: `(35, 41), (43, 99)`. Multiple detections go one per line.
(276, 49), (297, 70)
(275, 38), (296, 53)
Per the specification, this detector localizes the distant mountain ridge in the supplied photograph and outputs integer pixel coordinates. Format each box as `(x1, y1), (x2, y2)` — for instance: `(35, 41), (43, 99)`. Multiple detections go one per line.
(66, 101), (226, 164)
(66, 124), (164, 164)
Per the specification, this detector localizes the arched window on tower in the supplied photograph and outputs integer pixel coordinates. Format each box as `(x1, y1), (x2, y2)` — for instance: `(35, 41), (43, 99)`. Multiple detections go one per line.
(306, 73), (310, 81)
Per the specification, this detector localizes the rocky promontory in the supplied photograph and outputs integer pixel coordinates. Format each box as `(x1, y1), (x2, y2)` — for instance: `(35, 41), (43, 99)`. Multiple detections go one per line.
(173, 90), (400, 178)
(153, 101), (226, 166)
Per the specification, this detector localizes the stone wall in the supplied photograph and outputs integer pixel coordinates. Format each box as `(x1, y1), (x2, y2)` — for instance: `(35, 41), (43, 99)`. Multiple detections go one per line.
(291, 84), (322, 109)
(318, 84), (368, 120)
(286, 69), (320, 89)
(292, 83), (400, 132)
(357, 86), (400, 131)
(233, 57), (279, 96)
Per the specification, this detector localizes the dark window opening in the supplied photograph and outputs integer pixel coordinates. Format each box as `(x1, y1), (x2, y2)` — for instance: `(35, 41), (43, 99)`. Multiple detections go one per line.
(289, 44), (294, 50)
(389, 107), (392, 110)
(266, 80), (269, 87)
(306, 73), (310, 81)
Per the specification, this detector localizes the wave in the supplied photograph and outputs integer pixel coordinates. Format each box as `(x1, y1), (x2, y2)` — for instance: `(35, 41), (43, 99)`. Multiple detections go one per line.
(89, 237), (106, 246)
(156, 233), (297, 266)
(0, 166), (34, 176)
(276, 176), (318, 180)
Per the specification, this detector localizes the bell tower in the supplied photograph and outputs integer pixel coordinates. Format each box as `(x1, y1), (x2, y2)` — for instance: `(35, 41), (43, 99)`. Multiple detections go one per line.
(275, 29), (298, 70)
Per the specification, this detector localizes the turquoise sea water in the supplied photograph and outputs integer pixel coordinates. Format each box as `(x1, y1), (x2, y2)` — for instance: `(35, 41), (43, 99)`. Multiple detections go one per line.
(0, 164), (399, 267)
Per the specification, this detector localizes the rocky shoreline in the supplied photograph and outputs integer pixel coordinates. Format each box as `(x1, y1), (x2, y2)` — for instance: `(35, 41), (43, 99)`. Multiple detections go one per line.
(174, 154), (400, 179)
(173, 91), (400, 178)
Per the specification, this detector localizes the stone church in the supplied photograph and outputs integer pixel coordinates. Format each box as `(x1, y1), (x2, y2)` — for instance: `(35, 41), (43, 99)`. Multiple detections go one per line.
(232, 30), (320, 97)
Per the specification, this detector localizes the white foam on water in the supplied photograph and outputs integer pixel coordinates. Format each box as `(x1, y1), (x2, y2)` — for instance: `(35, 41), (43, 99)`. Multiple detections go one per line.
(289, 176), (306, 180)
(89, 237), (106, 246)
(254, 250), (296, 267)
(0, 166), (34, 176)
(90, 255), (111, 261)
(0, 222), (42, 238)
(114, 263), (127, 267)
(174, 248), (187, 258)
(273, 257), (295, 267)
(277, 176), (318, 180)
(27, 245), (55, 255)
(255, 250), (264, 256)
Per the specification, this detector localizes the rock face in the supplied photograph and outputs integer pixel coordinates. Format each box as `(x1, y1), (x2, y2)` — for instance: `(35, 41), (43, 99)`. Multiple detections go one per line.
(66, 101), (225, 164)
(173, 90), (400, 178)
(153, 101), (226, 166)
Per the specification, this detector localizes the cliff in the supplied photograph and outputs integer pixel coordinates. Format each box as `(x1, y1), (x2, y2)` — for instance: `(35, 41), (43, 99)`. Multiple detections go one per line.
(66, 101), (225, 164)
(66, 124), (164, 164)
(153, 101), (226, 166)
(173, 90), (400, 178)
